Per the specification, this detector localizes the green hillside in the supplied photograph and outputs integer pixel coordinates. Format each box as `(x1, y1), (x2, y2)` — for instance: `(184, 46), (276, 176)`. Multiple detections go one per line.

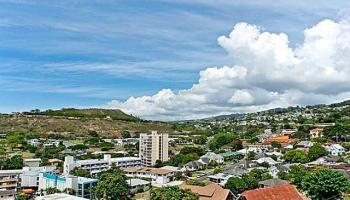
(23, 108), (138, 121)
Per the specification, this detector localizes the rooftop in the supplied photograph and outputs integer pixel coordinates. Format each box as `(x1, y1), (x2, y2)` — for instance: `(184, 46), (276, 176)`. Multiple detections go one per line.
(180, 182), (234, 200)
(124, 167), (173, 175)
(35, 193), (88, 200)
(109, 157), (140, 162)
(259, 178), (289, 187)
(241, 183), (304, 200)
(128, 178), (150, 187)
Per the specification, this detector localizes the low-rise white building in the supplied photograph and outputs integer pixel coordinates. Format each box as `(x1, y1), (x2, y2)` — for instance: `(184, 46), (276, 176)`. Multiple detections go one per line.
(20, 166), (57, 188)
(23, 158), (42, 167)
(256, 157), (279, 166)
(128, 178), (151, 194)
(124, 167), (174, 185)
(38, 173), (97, 199)
(326, 144), (346, 156)
(64, 155), (141, 175)
(36, 193), (89, 200)
(199, 152), (224, 164)
(207, 173), (234, 186)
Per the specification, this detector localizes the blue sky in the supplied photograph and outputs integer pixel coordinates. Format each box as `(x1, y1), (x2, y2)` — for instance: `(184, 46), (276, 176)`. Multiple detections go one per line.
(1, 0), (350, 117)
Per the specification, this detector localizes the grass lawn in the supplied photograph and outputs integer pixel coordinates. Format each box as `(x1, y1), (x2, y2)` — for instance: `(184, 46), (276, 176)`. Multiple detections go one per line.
(133, 190), (150, 200)
(22, 151), (35, 159)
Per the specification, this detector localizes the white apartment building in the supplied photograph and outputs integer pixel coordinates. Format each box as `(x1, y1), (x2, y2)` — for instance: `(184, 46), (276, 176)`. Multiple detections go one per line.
(0, 170), (22, 200)
(38, 173), (97, 199)
(20, 166), (57, 188)
(124, 167), (174, 185)
(139, 131), (169, 166)
(64, 155), (141, 175)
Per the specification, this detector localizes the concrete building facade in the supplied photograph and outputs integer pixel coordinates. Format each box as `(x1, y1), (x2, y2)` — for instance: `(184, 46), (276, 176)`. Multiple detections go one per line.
(64, 155), (141, 175)
(0, 170), (22, 200)
(139, 131), (169, 166)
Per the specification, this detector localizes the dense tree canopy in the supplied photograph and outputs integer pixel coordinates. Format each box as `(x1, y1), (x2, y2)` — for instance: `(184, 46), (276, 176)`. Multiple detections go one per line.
(225, 168), (272, 195)
(1, 155), (23, 170)
(150, 186), (198, 200)
(279, 165), (309, 188)
(179, 146), (205, 156)
(302, 168), (350, 200)
(193, 135), (207, 145)
(208, 132), (237, 151)
(307, 143), (328, 161)
(95, 166), (130, 200)
(283, 150), (308, 163)
(71, 167), (91, 178)
(164, 153), (199, 167)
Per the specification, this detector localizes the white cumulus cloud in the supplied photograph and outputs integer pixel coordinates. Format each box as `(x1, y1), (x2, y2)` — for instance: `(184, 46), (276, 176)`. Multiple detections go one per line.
(107, 17), (350, 121)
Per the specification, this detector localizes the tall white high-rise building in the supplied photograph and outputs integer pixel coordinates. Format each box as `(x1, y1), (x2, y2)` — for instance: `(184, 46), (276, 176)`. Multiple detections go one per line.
(139, 131), (169, 166)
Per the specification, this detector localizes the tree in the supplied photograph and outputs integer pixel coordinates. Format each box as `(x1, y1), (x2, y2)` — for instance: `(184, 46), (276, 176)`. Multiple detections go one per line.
(174, 171), (185, 181)
(277, 171), (289, 180)
(271, 141), (282, 149)
(213, 167), (223, 174)
(270, 154), (278, 161)
(2, 155), (23, 170)
(15, 194), (27, 200)
(225, 168), (271, 195)
(46, 187), (61, 194)
(248, 168), (272, 181)
(288, 165), (309, 188)
(150, 186), (198, 200)
(193, 135), (207, 145)
(307, 143), (328, 161)
(208, 133), (236, 151)
(6, 133), (25, 150)
(225, 177), (246, 194)
(247, 151), (256, 160)
(71, 167), (91, 178)
(180, 146), (205, 156)
(283, 150), (308, 163)
(302, 168), (350, 200)
(95, 166), (130, 200)
(122, 131), (131, 138)
(70, 144), (88, 151)
(154, 160), (164, 168)
(165, 153), (199, 167)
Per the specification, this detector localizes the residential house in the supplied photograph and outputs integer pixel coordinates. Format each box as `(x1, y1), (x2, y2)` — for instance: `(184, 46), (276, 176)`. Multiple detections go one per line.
(124, 167), (174, 185)
(219, 152), (242, 161)
(309, 128), (324, 138)
(199, 152), (224, 164)
(264, 135), (293, 146)
(207, 173), (234, 186)
(325, 144), (346, 156)
(127, 178), (151, 194)
(256, 157), (279, 166)
(295, 141), (313, 149)
(182, 161), (205, 172)
(240, 183), (305, 200)
(180, 182), (235, 200)
(258, 178), (288, 187)
(160, 166), (181, 172)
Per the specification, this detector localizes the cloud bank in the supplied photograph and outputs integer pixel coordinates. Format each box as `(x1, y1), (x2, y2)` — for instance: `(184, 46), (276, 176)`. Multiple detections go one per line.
(108, 18), (350, 120)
